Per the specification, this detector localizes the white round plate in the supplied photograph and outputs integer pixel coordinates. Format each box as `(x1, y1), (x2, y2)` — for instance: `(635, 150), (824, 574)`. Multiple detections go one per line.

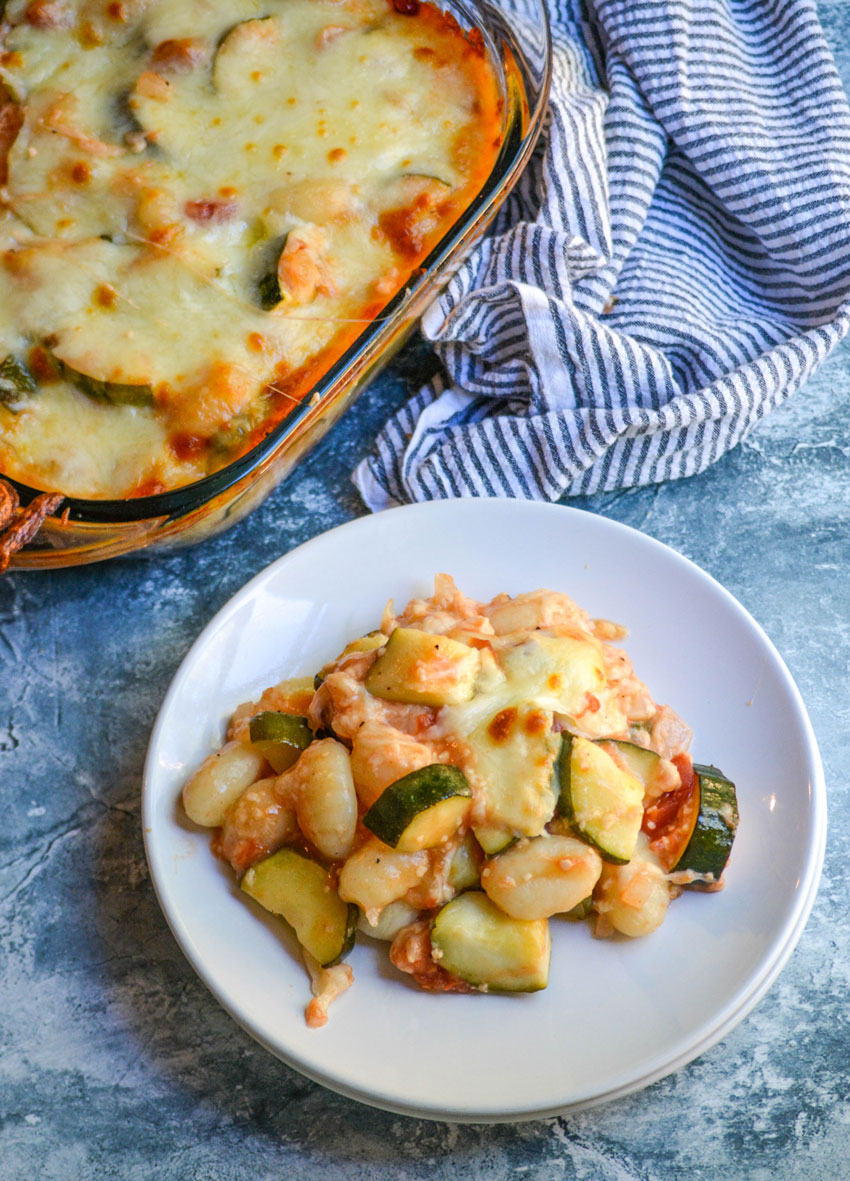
(143, 499), (826, 1122)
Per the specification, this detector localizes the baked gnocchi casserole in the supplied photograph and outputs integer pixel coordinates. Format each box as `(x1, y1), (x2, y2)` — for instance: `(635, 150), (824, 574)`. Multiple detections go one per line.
(181, 576), (739, 1026)
(0, 0), (502, 498)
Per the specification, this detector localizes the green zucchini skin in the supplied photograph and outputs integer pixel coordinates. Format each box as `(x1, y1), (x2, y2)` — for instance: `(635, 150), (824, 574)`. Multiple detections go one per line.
(363, 763), (472, 850)
(554, 733), (573, 821)
(0, 355), (36, 407)
(560, 895), (593, 922)
(674, 763), (739, 887)
(210, 412), (255, 456)
(255, 231), (289, 309)
(257, 269), (282, 310)
(2, 350), (153, 410)
(249, 711), (313, 773)
(249, 711), (313, 745)
(54, 357), (154, 407)
(241, 846), (357, 967)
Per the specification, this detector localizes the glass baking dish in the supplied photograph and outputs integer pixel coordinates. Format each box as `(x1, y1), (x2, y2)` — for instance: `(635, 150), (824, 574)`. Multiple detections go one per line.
(5, 0), (551, 570)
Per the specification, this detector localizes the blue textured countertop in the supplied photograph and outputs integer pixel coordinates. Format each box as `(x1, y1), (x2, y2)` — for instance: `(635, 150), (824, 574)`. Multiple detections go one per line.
(4, 8), (850, 1179)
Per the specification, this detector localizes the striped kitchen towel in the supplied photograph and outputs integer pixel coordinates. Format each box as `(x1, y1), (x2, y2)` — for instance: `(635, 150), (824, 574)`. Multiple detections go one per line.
(353, 0), (850, 507)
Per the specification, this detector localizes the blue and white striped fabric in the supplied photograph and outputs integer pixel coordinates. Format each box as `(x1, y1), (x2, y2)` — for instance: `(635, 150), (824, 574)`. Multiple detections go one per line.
(353, 0), (850, 507)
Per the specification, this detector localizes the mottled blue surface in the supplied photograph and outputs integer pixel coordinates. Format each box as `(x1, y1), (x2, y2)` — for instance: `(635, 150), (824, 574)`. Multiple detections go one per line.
(3, 8), (850, 1178)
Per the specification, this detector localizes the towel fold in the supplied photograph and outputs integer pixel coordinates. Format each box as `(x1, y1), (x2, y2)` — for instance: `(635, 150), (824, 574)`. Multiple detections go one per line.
(353, 0), (850, 509)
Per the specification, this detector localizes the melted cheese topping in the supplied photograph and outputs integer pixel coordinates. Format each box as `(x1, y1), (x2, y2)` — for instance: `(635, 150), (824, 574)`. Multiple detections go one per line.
(317, 584), (644, 841)
(0, 0), (502, 497)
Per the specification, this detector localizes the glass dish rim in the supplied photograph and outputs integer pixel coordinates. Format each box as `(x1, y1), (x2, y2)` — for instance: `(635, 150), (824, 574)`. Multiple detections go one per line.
(2, 0), (553, 526)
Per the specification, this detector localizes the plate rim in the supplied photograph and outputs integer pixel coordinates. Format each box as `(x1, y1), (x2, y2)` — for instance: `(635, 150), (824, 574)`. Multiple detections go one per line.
(142, 498), (827, 1122)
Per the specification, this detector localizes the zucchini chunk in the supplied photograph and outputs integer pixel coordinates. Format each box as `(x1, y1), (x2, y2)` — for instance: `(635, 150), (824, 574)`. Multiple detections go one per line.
(362, 763), (472, 851)
(560, 895), (593, 922)
(357, 899), (419, 942)
(241, 847), (357, 967)
(448, 831), (483, 892)
(365, 627), (478, 706)
(472, 824), (516, 857)
(317, 630), (387, 682)
(673, 763), (739, 886)
(431, 891), (550, 992)
(597, 738), (660, 787)
(249, 711), (313, 773)
(338, 630), (387, 659)
(556, 734), (643, 864)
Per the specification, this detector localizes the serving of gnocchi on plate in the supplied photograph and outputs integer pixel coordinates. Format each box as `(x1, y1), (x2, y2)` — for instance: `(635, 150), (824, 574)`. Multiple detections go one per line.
(181, 573), (738, 1026)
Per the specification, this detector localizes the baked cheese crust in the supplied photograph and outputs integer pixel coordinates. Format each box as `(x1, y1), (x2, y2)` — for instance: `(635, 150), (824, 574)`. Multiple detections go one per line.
(0, 0), (502, 498)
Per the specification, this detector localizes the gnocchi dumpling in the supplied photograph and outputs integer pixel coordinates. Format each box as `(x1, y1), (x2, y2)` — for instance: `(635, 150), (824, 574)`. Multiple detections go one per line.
(481, 835), (602, 921)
